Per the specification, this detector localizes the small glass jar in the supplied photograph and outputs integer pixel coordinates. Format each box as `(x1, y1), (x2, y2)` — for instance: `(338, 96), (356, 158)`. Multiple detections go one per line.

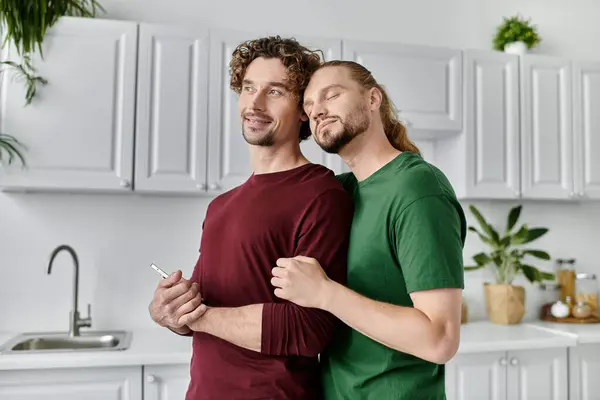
(573, 301), (592, 319)
(557, 258), (576, 301)
(575, 273), (598, 316)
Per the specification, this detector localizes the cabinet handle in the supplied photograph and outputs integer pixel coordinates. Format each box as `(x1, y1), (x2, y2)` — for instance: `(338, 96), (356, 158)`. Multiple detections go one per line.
(568, 192), (575, 198)
(147, 374), (156, 383)
(196, 183), (206, 190)
(510, 358), (519, 366)
(499, 357), (507, 366)
(120, 179), (131, 188)
(208, 183), (220, 190)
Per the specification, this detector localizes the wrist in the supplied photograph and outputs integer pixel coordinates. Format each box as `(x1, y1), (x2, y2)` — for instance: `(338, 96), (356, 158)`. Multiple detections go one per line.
(169, 325), (192, 336)
(320, 279), (341, 312)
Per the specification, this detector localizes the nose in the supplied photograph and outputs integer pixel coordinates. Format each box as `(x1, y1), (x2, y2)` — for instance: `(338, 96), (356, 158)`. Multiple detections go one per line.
(249, 90), (266, 110)
(310, 101), (326, 121)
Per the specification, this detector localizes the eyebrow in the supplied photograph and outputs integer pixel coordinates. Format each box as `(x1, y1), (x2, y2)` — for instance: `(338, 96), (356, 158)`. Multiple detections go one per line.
(242, 79), (291, 91)
(304, 84), (346, 106)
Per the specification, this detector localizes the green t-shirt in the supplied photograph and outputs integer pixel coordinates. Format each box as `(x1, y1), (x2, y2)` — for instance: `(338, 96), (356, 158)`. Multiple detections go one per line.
(322, 151), (466, 400)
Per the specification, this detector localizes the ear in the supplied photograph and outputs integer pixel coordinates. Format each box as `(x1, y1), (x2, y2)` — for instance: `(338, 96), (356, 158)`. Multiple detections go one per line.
(300, 111), (309, 122)
(369, 87), (383, 111)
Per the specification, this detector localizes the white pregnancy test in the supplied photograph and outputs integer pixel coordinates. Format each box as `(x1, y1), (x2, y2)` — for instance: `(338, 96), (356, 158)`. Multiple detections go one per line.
(150, 263), (169, 279)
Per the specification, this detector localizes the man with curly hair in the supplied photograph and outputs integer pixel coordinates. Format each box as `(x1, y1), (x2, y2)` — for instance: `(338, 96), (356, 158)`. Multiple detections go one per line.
(148, 36), (353, 400)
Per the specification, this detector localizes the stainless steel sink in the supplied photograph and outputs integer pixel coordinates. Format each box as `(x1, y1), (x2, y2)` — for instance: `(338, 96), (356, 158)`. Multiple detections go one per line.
(0, 330), (132, 354)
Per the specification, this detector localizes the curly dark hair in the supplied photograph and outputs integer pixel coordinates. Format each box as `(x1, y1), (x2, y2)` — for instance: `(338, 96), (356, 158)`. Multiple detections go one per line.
(230, 36), (323, 141)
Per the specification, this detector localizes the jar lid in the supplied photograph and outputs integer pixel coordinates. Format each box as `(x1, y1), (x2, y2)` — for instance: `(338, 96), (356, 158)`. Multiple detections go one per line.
(576, 273), (597, 280)
(540, 282), (561, 290)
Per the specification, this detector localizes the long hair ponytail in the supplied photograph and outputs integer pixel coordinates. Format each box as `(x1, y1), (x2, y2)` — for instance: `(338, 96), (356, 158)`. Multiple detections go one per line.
(319, 60), (421, 155)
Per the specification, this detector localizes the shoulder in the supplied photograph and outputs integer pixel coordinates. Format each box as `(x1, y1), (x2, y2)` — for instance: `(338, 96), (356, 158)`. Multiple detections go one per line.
(391, 152), (459, 209)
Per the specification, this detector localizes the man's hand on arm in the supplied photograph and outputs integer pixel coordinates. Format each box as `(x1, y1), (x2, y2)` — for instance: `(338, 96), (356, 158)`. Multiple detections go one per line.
(181, 188), (353, 357)
(148, 270), (206, 336)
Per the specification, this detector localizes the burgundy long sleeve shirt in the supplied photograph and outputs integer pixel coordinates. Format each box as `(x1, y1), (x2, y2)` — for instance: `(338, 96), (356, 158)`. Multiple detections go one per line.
(185, 163), (354, 400)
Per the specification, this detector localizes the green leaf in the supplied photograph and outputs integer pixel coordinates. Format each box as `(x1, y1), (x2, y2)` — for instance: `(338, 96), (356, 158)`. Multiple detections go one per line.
(468, 226), (493, 246)
(520, 264), (547, 283)
(540, 271), (556, 281)
(473, 252), (492, 266)
(506, 205), (522, 232)
(465, 265), (485, 271)
(469, 205), (501, 245)
(522, 249), (551, 260)
(510, 225), (529, 245)
(521, 228), (549, 244)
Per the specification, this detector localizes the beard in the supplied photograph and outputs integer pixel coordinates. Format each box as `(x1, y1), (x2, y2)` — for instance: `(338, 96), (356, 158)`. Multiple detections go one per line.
(314, 102), (370, 154)
(241, 111), (276, 147)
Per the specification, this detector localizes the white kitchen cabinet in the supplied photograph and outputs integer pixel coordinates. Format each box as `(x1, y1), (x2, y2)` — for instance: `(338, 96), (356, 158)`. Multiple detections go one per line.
(520, 54), (574, 200)
(207, 28), (347, 193)
(133, 23), (210, 194)
(446, 347), (568, 400)
(569, 343), (600, 400)
(0, 17), (138, 192)
(446, 350), (507, 400)
(572, 61), (600, 200)
(436, 50), (520, 199)
(143, 364), (191, 400)
(342, 40), (462, 139)
(0, 366), (141, 400)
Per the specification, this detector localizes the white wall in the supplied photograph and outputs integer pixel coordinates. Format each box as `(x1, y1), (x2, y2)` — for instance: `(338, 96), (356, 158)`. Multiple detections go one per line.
(2, 0), (600, 332)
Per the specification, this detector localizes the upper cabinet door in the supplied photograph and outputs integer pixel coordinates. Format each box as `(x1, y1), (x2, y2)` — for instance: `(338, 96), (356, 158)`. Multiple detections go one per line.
(572, 61), (600, 200)
(134, 23), (209, 194)
(463, 50), (521, 199)
(520, 55), (574, 200)
(0, 17), (137, 192)
(342, 40), (462, 139)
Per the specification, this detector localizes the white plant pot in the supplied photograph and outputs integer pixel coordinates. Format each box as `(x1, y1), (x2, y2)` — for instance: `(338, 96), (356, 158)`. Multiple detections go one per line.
(504, 41), (528, 55)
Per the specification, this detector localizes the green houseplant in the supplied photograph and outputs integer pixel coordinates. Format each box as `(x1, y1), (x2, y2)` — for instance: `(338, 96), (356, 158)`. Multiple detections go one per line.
(0, 133), (26, 167)
(0, 0), (104, 168)
(0, 0), (105, 105)
(466, 204), (553, 324)
(493, 14), (542, 55)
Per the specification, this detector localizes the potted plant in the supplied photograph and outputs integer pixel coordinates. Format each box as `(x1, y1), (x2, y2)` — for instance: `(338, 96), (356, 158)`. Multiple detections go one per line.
(493, 14), (542, 55)
(465, 204), (554, 325)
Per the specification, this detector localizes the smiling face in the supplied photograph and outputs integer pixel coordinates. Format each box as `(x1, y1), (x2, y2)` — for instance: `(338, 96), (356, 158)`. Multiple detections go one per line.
(238, 57), (307, 147)
(303, 66), (372, 154)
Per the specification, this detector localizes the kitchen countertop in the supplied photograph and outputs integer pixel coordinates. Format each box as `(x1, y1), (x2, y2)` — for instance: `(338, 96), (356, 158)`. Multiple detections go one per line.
(457, 321), (577, 354)
(526, 320), (600, 344)
(0, 320), (596, 370)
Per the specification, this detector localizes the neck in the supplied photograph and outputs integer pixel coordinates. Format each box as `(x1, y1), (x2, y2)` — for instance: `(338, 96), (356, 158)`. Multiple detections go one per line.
(250, 140), (309, 174)
(339, 123), (401, 181)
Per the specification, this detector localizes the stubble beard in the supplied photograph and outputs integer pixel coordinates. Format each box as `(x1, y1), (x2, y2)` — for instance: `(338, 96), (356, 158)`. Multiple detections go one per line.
(315, 103), (371, 154)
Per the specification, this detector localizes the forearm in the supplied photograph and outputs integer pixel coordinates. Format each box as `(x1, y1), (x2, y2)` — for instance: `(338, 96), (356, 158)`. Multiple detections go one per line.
(188, 304), (263, 352)
(323, 281), (458, 364)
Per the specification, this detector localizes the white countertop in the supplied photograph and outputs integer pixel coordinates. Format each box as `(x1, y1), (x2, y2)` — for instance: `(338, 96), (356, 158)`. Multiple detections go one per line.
(526, 321), (600, 344)
(457, 321), (577, 354)
(0, 328), (193, 371)
(0, 320), (596, 370)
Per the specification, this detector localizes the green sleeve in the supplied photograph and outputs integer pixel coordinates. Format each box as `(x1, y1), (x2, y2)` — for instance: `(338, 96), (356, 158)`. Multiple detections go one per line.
(393, 194), (465, 293)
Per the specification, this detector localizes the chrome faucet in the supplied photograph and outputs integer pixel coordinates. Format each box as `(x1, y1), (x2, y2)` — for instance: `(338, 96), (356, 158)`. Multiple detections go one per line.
(47, 245), (92, 337)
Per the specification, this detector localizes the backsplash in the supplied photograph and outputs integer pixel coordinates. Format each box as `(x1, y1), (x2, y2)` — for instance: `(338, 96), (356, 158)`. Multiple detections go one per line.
(1, 190), (599, 332)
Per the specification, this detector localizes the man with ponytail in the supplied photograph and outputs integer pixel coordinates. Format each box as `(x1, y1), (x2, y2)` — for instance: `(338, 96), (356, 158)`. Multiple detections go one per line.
(271, 60), (466, 399)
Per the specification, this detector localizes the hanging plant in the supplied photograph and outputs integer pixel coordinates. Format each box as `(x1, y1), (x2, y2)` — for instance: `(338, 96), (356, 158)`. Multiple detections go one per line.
(0, 0), (105, 106)
(0, 133), (26, 167)
(0, 0), (104, 169)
